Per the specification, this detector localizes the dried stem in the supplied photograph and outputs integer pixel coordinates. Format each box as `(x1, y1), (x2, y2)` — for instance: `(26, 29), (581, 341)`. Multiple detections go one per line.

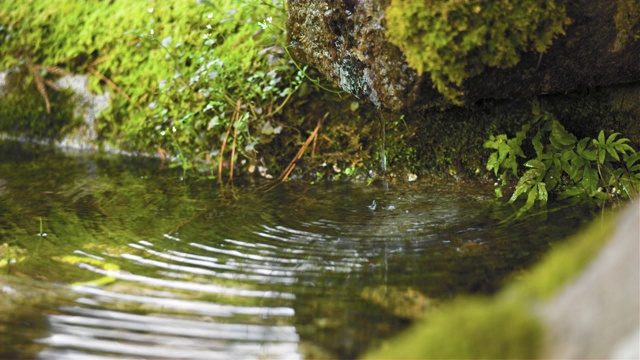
(218, 98), (242, 185)
(88, 66), (131, 102)
(228, 125), (238, 185)
(26, 56), (51, 113)
(262, 112), (328, 191)
(37, 65), (71, 77)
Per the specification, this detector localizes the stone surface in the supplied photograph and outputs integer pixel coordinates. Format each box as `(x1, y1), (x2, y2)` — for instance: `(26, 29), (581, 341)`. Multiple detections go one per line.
(54, 75), (110, 150)
(540, 201), (640, 359)
(287, 0), (640, 111)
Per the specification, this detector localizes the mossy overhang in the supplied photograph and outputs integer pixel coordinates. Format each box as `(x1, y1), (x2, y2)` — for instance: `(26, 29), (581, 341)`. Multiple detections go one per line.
(286, 0), (640, 111)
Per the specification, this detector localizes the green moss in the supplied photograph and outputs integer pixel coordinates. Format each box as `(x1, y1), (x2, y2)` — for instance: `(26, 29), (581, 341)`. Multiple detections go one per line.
(613, 0), (640, 51)
(377, 84), (640, 181)
(385, 0), (569, 103)
(0, 0), (304, 178)
(0, 70), (79, 140)
(365, 297), (543, 359)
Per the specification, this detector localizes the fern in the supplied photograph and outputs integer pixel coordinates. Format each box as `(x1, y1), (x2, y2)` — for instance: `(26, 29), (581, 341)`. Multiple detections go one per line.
(484, 100), (639, 217)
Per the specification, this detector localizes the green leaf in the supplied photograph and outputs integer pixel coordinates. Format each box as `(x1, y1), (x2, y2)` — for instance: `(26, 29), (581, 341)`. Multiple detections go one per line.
(483, 134), (507, 149)
(606, 132), (620, 145)
(576, 137), (590, 154)
(581, 165), (599, 193)
(549, 121), (576, 148)
(560, 186), (585, 198)
(498, 143), (510, 163)
(486, 152), (499, 173)
(580, 148), (597, 161)
(509, 182), (531, 203)
(545, 166), (562, 191)
(597, 130), (606, 145)
(625, 152), (640, 170)
(614, 142), (634, 154)
(524, 159), (544, 170)
(537, 182), (548, 204)
(520, 168), (542, 185)
(532, 131), (544, 158)
(521, 189), (538, 213)
(606, 146), (621, 162)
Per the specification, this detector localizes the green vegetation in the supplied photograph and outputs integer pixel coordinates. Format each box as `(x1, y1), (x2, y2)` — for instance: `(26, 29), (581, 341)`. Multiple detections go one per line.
(613, 0), (640, 51)
(0, 68), (80, 139)
(1, 1), (638, 189)
(0, 0), (308, 178)
(384, 0), (569, 103)
(485, 99), (640, 217)
(366, 297), (543, 359)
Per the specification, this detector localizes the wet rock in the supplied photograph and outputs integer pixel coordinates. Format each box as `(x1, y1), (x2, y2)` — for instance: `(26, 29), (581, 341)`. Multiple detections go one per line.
(54, 74), (110, 149)
(286, 1), (640, 110)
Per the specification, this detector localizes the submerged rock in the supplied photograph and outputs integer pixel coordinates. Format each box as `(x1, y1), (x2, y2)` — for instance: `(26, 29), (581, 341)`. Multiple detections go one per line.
(361, 286), (433, 320)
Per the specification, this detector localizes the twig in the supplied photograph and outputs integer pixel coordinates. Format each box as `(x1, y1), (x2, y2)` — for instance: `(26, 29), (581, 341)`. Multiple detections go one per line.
(88, 67), (131, 102)
(228, 125), (238, 185)
(218, 98), (242, 185)
(37, 65), (71, 77)
(44, 79), (60, 91)
(167, 213), (200, 235)
(26, 56), (51, 113)
(262, 112), (328, 191)
(311, 123), (318, 159)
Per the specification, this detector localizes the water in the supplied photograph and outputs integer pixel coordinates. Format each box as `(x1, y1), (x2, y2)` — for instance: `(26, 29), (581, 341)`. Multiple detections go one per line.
(0, 141), (596, 359)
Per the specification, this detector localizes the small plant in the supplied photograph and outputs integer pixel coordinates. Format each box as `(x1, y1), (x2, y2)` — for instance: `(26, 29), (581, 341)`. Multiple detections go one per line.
(484, 99), (640, 216)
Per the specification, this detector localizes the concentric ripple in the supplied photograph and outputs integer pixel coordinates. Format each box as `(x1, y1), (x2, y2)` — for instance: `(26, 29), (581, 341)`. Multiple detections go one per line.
(27, 181), (503, 359)
(0, 143), (596, 359)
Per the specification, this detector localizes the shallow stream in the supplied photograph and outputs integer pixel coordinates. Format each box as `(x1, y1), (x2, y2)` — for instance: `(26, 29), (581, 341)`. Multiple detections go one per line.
(0, 141), (595, 359)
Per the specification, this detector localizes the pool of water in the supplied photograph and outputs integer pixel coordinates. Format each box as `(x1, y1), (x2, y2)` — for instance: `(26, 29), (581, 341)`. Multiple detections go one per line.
(0, 141), (596, 359)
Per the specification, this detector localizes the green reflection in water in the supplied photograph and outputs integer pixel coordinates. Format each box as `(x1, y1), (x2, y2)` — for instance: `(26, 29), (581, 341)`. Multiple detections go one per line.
(0, 141), (596, 359)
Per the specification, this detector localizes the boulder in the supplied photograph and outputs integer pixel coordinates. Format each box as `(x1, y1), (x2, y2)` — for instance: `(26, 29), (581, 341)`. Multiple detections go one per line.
(286, 0), (640, 111)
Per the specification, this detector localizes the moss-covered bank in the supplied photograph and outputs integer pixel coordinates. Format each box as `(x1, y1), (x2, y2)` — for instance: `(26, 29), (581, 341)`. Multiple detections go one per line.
(385, 0), (570, 103)
(364, 200), (626, 359)
(1, 1), (639, 191)
(382, 83), (640, 179)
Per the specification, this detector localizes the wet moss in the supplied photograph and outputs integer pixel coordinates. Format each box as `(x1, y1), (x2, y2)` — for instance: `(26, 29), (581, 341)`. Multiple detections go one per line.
(0, 69), (80, 140)
(365, 297), (543, 359)
(378, 83), (640, 181)
(506, 208), (615, 300)
(613, 0), (640, 51)
(384, 0), (569, 103)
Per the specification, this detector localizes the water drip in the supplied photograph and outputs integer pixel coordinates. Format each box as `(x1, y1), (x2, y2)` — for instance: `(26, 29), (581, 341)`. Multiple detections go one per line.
(379, 109), (387, 174)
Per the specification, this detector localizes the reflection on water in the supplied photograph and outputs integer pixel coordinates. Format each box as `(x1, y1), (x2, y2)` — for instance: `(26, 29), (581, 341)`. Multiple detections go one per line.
(0, 141), (596, 359)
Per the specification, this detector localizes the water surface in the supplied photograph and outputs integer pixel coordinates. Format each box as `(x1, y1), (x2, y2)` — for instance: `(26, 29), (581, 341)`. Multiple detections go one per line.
(0, 141), (595, 359)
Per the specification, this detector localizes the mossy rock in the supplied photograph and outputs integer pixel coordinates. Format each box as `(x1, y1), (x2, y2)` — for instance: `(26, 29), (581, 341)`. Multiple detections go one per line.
(364, 201), (626, 359)
(0, 69), (80, 140)
(385, 0), (569, 103)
